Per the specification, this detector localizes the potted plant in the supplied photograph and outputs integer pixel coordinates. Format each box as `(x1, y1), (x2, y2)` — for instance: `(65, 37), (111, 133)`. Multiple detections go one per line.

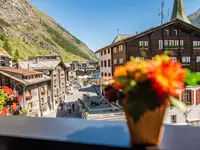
(103, 54), (200, 146)
(41, 88), (46, 95)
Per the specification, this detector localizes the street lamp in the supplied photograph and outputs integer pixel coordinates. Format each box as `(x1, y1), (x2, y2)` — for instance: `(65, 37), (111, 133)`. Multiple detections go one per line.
(14, 83), (26, 109)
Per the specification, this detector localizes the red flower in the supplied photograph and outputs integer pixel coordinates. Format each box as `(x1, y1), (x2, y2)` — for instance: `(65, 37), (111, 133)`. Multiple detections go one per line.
(11, 103), (17, 112)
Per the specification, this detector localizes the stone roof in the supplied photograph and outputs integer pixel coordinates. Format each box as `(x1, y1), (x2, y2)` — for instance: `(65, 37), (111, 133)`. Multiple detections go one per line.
(18, 60), (66, 70)
(171, 0), (191, 24)
(0, 71), (51, 86)
(0, 68), (42, 76)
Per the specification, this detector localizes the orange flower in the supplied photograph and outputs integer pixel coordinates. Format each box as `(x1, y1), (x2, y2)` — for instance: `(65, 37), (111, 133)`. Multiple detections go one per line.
(114, 66), (128, 78)
(148, 59), (186, 97)
(125, 62), (135, 72)
(113, 80), (126, 90)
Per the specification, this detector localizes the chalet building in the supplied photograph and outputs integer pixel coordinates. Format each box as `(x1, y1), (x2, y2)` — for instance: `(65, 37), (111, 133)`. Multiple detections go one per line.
(67, 61), (99, 80)
(0, 68), (51, 117)
(18, 55), (68, 110)
(96, 0), (200, 124)
(0, 48), (12, 68)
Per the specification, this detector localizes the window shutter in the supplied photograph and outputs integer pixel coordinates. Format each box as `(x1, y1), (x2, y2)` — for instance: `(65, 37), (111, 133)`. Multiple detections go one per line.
(181, 91), (185, 103)
(197, 89), (200, 104)
(191, 90), (194, 104)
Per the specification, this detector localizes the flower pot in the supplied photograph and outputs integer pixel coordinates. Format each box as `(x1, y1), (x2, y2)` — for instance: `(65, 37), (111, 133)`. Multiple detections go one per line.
(124, 100), (167, 146)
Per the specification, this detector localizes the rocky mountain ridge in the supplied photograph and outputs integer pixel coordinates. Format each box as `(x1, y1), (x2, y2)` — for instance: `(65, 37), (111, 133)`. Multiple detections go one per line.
(0, 0), (97, 62)
(188, 8), (200, 27)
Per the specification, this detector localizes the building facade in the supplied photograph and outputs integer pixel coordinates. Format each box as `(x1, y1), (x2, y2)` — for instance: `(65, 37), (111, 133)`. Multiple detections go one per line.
(18, 55), (68, 110)
(0, 68), (51, 117)
(0, 48), (12, 68)
(96, 0), (200, 124)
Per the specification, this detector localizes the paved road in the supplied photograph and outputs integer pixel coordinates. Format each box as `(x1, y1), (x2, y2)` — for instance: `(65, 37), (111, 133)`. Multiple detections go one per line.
(44, 85), (100, 118)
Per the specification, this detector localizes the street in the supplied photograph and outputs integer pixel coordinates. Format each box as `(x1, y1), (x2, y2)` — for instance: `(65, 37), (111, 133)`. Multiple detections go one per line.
(43, 85), (100, 118)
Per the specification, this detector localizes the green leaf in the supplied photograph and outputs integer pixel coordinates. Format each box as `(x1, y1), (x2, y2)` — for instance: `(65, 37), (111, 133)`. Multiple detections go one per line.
(169, 96), (187, 113)
(116, 76), (128, 83)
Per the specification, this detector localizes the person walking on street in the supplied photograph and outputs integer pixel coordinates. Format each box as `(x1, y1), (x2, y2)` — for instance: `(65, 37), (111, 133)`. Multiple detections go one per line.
(72, 103), (75, 112)
(69, 105), (72, 114)
(60, 100), (63, 111)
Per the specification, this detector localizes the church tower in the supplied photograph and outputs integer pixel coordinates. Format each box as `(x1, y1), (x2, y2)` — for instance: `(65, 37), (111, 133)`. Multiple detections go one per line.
(171, 0), (191, 24)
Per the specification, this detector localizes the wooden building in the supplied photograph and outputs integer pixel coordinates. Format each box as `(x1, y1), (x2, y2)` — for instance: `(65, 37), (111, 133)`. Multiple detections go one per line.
(96, 0), (200, 115)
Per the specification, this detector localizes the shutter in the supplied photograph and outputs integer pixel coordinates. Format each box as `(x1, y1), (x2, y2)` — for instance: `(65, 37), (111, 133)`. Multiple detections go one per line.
(181, 91), (185, 103)
(191, 90), (194, 105)
(197, 89), (200, 104)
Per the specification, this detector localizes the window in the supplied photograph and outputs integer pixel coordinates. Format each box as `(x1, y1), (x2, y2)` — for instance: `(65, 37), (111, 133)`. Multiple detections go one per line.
(180, 40), (184, 48)
(119, 45), (123, 51)
(114, 59), (117, 65)
(193, 41), (200, 49)
(101, 61), (103, 67)
(159, 40), (163, 49)
(139, 41), (148, 47)
(165, 29), (169, 36)
(175, 40), (179, 46)
(113, 47), (117, 53)
(182, 56), (190, 63)
(108, 48), (110, 54)
(108, 73), (111, 76)
(136, 57), (144, 60)
(104, 49), (107, 55)
(197, 56), (200, 63)
(185, 90), (191, 103)
(171, 115), (177, 123)
(119, 58), (124, 64)
(108, 59), (111, 67)
(144, 41), (148, 47)
(28, 102), (33, 109)
(139, 41), (144, 47)
(104, 73), (107, 77)
(104, 60), (107, 67)
(174, 30), (178, 36)
(101, 72), (103, 77)
(164, 40), (168, 46)
(170, 57), (177, 62)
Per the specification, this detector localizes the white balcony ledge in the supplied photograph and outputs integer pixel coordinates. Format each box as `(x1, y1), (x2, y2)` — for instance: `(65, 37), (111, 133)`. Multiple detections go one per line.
(0, 116), (200, 150)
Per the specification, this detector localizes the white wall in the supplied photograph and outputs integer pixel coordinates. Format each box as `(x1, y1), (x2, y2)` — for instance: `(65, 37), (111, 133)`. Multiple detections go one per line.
(165, 86), (200, 124)
(99, 50), (112, 93)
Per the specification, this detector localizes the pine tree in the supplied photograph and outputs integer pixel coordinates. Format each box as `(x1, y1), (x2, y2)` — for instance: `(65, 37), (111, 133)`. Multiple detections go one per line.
(3, 40), (12, 55)
(14, 49), (20, 62)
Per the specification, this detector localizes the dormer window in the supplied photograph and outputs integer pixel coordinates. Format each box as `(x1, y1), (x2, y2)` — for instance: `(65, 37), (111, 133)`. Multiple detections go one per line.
(165, 29), (169, 36)
(174, 30), (178, 36)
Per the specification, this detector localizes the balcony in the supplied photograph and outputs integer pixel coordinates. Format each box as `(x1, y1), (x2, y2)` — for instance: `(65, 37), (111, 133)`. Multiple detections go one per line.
(0, 116), (199, 150)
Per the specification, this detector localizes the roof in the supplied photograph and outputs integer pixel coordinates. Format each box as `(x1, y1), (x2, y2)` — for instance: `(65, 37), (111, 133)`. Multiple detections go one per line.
(0, 68), (42, 76)
(95, 19), (200, 54)
(0, 71), (26, 84)
(64, 63), (71, 67)
(0, 48), (11, 58)
(19, 60), (67, 70)
(112, 34), (133, 43)
(24, 75), (51, 86)
(0, 71), (51, 86)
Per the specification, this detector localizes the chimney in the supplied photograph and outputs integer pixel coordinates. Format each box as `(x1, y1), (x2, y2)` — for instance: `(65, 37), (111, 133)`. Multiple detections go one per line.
(136, 31), (138, 35)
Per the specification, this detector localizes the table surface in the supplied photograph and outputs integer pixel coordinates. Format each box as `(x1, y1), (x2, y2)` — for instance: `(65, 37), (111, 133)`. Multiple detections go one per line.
(0, 116), (199, 150)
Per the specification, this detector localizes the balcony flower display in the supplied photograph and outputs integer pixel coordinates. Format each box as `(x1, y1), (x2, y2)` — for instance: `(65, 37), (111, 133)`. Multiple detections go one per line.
(103, 54), (200, 146)
(26, 91), (32, 100)
(41, 88), (46, 95)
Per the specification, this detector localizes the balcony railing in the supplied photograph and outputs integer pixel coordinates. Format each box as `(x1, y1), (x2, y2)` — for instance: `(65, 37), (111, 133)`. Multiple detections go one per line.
(0, 116), (199, 150)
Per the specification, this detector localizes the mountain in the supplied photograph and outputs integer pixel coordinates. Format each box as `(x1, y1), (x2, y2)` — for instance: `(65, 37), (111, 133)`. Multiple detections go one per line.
(0, 0), (97, 62)
(188, 9), (200, 28)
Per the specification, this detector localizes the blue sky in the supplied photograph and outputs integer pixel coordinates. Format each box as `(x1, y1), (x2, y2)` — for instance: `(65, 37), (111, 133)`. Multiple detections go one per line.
(30, 0), (200, 51)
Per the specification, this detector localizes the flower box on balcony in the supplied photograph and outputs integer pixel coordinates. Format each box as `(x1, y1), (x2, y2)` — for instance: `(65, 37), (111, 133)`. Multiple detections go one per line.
(185, 102), (192, 105)
(41, 90), (46, 95)
(26, 95), (32, 100)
